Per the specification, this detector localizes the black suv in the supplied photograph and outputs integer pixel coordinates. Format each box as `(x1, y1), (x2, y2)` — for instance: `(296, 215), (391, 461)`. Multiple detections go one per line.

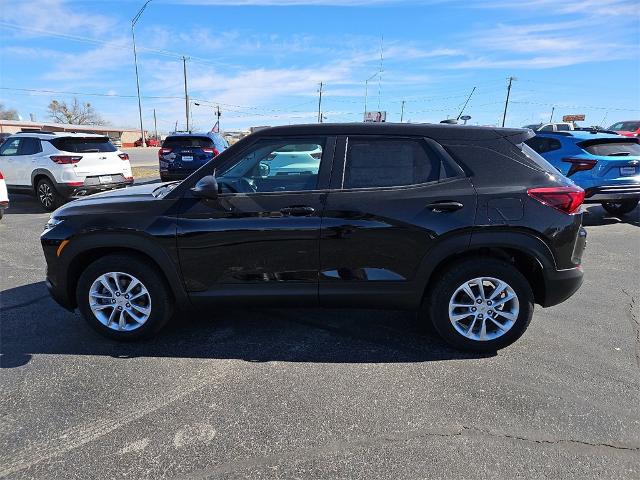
(41, 123), (586, 352)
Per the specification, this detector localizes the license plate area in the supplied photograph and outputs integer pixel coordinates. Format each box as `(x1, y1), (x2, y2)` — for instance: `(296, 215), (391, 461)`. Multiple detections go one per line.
(99, 175), (113, 183)
(620, 166), (637, 176)
(182, 155), (193, 162)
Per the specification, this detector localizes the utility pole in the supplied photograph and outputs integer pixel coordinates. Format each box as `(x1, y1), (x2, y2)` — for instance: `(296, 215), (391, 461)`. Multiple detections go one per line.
(131, 0), (153, 147)
(153, 108), (158, 141)
(501, 76), (516, 128)
(317, 82), (323, 123)
(215, 105), (221, 131)
(183, 56), (189, 131)
(549, 106), (555, 123)
(400, 100), (405, 123)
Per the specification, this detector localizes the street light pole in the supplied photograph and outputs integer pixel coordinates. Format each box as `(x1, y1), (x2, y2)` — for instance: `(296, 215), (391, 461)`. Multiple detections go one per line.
(131, 0), (153, 147)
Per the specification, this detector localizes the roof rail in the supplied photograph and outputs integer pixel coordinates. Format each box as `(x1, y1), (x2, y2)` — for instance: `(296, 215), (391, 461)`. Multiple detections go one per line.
(16, 130), (58, 135)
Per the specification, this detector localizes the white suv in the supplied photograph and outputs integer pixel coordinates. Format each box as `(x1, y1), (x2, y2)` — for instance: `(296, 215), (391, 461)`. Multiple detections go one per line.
(0, 132), (134, 211)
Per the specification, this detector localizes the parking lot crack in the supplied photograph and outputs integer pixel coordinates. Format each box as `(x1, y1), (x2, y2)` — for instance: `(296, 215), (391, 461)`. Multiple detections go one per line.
(464, 425), (639, 452)
(621, 288), (640, 369)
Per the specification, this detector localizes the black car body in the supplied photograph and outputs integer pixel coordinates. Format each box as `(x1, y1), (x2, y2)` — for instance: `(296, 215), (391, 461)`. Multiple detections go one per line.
(42, 123), (586, 351)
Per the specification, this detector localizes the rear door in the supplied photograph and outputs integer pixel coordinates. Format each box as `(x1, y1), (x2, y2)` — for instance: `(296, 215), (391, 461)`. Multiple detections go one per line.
(319, 135), (477, 309)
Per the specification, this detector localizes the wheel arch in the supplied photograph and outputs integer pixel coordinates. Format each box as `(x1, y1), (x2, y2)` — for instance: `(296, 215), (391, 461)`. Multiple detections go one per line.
(31, 169), (57, 193)
(61, 232), (189, 309)
(417, 230), (555, 307)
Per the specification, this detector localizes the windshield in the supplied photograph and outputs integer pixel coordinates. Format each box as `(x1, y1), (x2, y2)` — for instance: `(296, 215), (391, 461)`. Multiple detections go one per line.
(50, 137), (116, 153)
(163, 136), (214, 148)
(581, 140), (640, 157)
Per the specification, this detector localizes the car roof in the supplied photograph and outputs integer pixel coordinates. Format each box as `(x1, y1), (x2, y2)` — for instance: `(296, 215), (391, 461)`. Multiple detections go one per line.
(250, 122), (531, 142)
(536, 131), (623, 141)
(166, 132), (219, 137)
(11, 131), (109, 139)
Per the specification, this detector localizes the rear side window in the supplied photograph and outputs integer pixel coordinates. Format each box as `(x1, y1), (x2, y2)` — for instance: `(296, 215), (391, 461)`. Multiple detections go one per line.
(50, 137), (116, 153)
(18, 137), (42, 155)
(525, 136), (562, 154)
(580, 140), (640, 156)
(518, 143), (561, 173)
(163, 136), (214, 148)
(610, 122), (640, 131)
(556, 124), (571, 131)
(343, 138), (442, 189)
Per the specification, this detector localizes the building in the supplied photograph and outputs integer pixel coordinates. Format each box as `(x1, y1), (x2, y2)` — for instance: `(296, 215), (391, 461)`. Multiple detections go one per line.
(0, 120), (144, 147)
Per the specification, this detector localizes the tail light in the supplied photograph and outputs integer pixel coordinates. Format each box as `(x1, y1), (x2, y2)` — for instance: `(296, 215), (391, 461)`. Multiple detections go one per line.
(527, 186), (585, 214)
(202, 147), (220, 156)
(118, 153), (129, 161)
(562, 157), (597, 176)
(158, 148), (172, 158)
(50, 155), (82, 164)
(0, 171), (3, 179)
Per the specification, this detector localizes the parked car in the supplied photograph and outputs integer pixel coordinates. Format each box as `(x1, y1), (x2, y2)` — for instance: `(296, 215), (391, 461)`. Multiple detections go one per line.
(526, 131), (640, 215)
(134, 137), (161, 147)
(109, 137), (123, 148)
(158, 132), (228, 182)
(523, 122), (574, 132)
(0, 170), (8, 219)
(41, 123), (586, 352)
(0, 132), (133, 211)
(608, 120), (640, 138)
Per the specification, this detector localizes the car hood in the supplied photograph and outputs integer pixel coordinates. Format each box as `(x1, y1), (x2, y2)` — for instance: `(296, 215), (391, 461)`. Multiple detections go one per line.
(53, 183), (170, 217)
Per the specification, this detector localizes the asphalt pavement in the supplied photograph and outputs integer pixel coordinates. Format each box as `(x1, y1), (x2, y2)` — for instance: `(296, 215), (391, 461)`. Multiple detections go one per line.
(1, 194), (639, 479)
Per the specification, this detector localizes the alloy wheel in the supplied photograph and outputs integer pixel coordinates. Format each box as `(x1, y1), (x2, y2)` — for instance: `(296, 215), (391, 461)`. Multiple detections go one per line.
(448, 276), (519, 341)
(38, 183), (53, 208)
(88, 272), (152, 331)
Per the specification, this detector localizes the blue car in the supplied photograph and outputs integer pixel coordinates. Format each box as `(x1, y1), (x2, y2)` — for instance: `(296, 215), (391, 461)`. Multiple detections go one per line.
(159, 132), (228, 182)
(526, 131), (640, 215)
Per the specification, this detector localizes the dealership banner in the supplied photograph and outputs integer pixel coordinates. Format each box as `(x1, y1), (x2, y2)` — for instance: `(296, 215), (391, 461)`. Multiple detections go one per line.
(364, 111), (386, 122)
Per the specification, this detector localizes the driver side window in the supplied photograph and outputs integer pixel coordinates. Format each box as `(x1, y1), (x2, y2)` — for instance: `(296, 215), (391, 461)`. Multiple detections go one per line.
(220, 138), (325, 193)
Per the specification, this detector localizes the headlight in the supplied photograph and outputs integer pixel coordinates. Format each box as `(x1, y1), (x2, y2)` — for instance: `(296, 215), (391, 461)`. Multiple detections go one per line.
(44, 216), (64, 231)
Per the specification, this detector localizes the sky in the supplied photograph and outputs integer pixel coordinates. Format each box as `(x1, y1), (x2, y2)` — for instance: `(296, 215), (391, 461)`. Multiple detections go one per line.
(0, 0), (639, 133)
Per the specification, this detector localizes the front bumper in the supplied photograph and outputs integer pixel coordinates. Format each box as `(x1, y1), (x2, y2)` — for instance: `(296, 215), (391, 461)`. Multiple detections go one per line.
(584, 184), (640, 203)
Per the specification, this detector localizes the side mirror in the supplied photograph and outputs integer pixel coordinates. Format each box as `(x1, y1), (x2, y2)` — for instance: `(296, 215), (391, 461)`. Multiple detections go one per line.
(190, 175), (219, 200)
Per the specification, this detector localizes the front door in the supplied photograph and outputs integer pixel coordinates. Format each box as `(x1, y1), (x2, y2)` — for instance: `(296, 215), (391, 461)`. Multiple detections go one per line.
(0, 138), (22, 186)
(319, 135), (477, 309)
(177, 136), (335, 307)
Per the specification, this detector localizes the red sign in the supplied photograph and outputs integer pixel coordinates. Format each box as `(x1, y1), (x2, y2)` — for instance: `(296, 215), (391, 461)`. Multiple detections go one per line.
(562, 114), (585, 122)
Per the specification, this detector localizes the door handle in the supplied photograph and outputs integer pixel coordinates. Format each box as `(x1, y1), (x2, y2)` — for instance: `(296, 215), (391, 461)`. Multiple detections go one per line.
(280, 206), (315, 216)
(426, 201), (464, 213)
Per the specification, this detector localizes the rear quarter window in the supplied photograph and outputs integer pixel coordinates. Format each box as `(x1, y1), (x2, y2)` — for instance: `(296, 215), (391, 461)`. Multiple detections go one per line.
(50, 137), (116, 153)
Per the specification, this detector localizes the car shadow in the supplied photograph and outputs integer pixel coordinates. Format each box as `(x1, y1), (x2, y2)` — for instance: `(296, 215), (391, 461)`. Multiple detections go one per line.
(582, 204), (640, 228)
(0, 282), (490, 369)
(4, 193), (47, 215)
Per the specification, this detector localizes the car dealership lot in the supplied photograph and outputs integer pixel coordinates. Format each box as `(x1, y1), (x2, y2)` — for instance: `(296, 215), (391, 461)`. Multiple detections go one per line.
(1, 194), (639, 479)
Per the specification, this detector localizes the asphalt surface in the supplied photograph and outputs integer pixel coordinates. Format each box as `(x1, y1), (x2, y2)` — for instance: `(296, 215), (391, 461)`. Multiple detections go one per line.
(1, 194), (639, 479)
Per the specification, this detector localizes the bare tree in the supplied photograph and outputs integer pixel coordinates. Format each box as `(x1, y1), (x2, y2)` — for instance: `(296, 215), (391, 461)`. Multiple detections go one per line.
(0, 103), (19, 120)
(47, 98), (106, 125)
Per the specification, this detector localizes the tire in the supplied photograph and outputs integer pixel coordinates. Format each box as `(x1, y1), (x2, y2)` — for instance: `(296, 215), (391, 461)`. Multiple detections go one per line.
(426, 258), (534, 353)
(36, 177), (63, 212)
(601, 199), (639, 216)
(76, 254), (173, 341)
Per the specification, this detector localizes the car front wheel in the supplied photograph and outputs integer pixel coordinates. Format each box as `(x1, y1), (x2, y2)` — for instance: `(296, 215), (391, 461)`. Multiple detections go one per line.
(76, 255), (173, 340)
(426, 258), (534, 352)
(601, 199), (639, 216)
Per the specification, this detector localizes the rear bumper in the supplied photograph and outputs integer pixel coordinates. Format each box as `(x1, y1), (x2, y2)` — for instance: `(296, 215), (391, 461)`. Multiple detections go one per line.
(159, 170), (193, 181)
(541, 266), (584, 307)
(584, 184), (640, 202)
(56, 179), (134, 199)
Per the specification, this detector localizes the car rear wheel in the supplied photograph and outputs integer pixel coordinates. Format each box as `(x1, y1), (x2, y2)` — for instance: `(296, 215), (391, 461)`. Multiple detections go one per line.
(76, 255), (173, 340)
(601, 199), (639, 216)
(36, 178), (62, 212)
(426, 258), (534, 352)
